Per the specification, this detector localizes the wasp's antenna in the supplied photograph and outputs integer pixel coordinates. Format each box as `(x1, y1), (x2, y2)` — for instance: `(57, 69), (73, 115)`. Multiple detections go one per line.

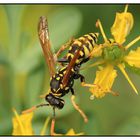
(22, 103), (49, 114)
(36, 103), (50, 108)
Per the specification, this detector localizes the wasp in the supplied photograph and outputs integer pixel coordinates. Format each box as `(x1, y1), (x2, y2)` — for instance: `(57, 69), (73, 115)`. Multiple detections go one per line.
(22, 16), (99, 124)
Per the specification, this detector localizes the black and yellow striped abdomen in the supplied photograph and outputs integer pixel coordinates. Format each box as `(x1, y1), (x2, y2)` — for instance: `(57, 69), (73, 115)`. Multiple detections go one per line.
(66, 33), (99, 64)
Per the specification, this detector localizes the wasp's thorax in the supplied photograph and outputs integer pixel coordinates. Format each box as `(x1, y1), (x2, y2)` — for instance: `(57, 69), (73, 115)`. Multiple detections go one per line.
(50, 66), (75, 97)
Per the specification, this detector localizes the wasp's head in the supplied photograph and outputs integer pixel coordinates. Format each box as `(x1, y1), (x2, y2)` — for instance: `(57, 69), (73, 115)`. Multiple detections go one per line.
(45, 93), (64, 109)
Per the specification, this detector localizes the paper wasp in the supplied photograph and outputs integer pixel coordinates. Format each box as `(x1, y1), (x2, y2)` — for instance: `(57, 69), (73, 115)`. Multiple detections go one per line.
(22, 16), (99, 124)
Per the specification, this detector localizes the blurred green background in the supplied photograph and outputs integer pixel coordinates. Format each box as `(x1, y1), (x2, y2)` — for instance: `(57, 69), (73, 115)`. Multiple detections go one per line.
(0, 4), (140, 135)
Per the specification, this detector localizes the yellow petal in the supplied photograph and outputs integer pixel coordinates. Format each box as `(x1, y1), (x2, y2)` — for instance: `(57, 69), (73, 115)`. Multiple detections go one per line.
(66, 129), (84, 136)
(124, 47), (140, 68)
(40, 117), (51, 135)
(54, 128), (84, 136)
(12, 108), (34, 135)
(118, 63), (138, 94)
(111, 12), (134, 44)
(89, 64), (117, 98)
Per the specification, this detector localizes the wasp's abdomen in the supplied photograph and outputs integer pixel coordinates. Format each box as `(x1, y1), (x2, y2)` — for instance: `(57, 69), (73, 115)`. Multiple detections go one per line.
(67, 33), (99, 63)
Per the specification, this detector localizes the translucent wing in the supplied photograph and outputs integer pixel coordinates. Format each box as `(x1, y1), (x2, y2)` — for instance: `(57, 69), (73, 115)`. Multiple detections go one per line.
(38, 16), (56, 76)
(62, 48), (82, 87)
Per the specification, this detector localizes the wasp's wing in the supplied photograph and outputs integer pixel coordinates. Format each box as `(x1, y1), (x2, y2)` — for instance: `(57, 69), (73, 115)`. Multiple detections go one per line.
(38, 16), (56, 76)
(62, 48), (82, 87)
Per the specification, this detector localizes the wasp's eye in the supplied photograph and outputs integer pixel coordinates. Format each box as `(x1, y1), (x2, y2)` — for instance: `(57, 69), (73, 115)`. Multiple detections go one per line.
(45, 94), (52, 101)
(58, 100), (64, 109)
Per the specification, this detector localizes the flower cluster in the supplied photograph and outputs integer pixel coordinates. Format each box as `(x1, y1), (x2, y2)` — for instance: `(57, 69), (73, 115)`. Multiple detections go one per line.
(12, 109), (83, 136)
(89, 5), (140, 99)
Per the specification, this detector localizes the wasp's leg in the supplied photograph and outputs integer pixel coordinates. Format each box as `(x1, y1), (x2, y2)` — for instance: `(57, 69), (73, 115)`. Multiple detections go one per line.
(70, 88), (88, 123)
(79, 74), (99, 88)
(109, 90), (119, 96)
(57, 57), (69, 63)
(50, 118), (55, 135)
(22, 103), (49, 114)
(79, 73), (119, 97)
(55, 44), (69, 59)
(50, 107), (56, 136)
(81, 59), (105, 71)
(57, 56), (68, 67)
(50, 118), (56, 135)
(55, 38), (75, 58)
(55, 38), (75, 66)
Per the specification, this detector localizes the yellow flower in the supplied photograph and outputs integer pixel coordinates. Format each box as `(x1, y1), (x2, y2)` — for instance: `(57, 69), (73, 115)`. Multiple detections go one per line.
(50, 118), (84, 136)
(12, 109), (83, 136)
(65, 128), (84, 136)
(54, 129), (84, 136)
(12, 108), (34, 135)
(111, 6), (134, 44)
(12, 108), (50, 135)
(124, 47), (140, 68)
(89, 5), (140, 99)
(90, 64), (117, 98)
